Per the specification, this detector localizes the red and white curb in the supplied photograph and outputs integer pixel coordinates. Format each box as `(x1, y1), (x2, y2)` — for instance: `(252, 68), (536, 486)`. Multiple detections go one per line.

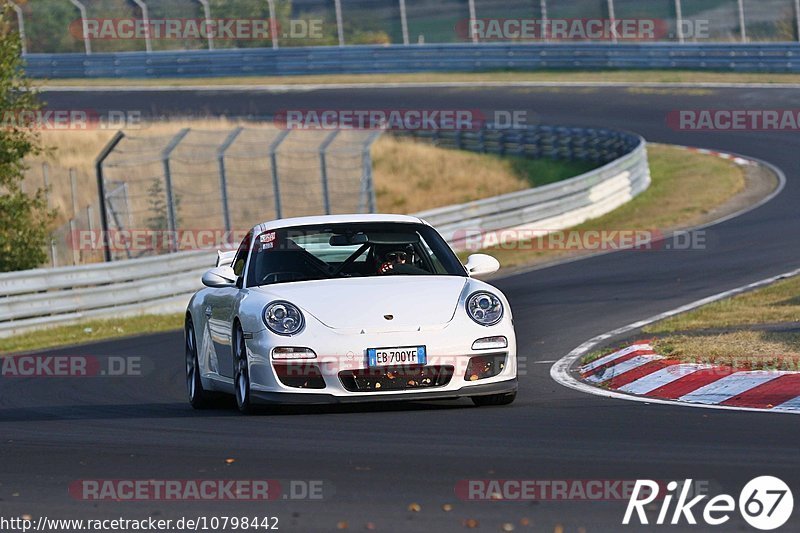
(580, 342), (800, 412)
(681, 146), (753, 166)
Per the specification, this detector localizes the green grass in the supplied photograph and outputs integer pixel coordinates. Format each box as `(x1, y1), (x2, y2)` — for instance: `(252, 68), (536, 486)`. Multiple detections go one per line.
(36, 69), (800, 88)
(0, 314), (184, 355)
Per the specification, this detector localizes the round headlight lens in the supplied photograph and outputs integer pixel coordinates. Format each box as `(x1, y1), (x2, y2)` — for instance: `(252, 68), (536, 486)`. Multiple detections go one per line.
(466, 292), (504, 326)
(263, 301), (304, 335)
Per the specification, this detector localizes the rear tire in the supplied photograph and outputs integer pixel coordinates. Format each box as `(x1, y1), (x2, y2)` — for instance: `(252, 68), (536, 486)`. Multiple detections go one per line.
(471, 391), (516, 407)
(233, 325), (254, 414)
(186, 319), (215, 409)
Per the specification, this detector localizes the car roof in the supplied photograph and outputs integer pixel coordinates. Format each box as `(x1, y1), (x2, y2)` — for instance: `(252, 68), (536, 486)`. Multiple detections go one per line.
(254, 214), (428, 234)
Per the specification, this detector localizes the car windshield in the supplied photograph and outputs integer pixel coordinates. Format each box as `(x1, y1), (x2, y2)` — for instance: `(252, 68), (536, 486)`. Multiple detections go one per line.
(246, 222), (466, 286)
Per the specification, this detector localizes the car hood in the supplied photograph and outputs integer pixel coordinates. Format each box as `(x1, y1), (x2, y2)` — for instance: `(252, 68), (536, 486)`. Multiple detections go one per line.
(252, 276), (468, 332)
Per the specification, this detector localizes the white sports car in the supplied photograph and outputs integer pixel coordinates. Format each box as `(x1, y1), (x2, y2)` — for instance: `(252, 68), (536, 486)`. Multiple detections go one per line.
(185, 214), (517, 413)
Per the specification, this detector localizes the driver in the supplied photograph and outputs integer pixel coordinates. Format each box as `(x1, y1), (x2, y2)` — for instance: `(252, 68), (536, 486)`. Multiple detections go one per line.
(376, 244), (425, 275)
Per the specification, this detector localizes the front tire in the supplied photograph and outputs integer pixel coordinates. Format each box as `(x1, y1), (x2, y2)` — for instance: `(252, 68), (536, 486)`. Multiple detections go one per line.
(186, 319), (215, 409)
(233, 325), (254, 414)
(471, 391), (516, 407)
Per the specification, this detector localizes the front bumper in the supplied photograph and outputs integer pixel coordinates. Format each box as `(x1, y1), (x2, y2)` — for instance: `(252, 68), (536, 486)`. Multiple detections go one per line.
(250, 378), (518, 405)
(243, 316), (518, 402)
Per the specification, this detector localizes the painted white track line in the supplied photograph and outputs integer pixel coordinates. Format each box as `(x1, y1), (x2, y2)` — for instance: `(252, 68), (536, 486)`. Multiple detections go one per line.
(39, 80), (800, 93)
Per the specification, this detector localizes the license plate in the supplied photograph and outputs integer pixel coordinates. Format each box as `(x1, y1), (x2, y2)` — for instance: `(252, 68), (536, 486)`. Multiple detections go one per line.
(367, 346), (427, 367)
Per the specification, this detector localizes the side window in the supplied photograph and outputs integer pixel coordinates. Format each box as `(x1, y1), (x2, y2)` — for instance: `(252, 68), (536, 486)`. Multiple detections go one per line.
(232, 233), (251, 277)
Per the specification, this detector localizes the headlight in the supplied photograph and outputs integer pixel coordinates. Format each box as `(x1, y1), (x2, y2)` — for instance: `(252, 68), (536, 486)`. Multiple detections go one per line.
(263, 301), (304, 336)
(466, 291), (504, 326)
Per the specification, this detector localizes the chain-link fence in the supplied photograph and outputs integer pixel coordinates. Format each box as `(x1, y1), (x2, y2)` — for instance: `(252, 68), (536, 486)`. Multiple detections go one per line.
(9, 0), (800, 55)
(95, 127), (381, 261)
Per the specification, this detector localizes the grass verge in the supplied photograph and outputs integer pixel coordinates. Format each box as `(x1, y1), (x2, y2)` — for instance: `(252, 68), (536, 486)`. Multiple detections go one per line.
(642, 274), (800, 371)
(37, 70), (800, 88)
(470, 143), (747, 268)
(0, 313), (184, 354)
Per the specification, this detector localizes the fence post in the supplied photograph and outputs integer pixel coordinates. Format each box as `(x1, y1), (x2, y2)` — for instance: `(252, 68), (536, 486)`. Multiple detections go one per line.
(539, 0), (549, 42)
(334, 0), (345, 46)
(196, 0), (214, 50)
(738, 0), (747, 42)
(270, 130), (291, 219)
(68, 0), (92, 54)
(8, 2), (26, 55)
(795, 0), (800, 42)
(69, 219), (79, 265)
(674, 0), (684, 43)
(360, 130), (383, 214)
(162, 129), (190, 252)
(94, 131), (125, 262)
(217, 127), (244, 234)
(267, 0), (279, 49)
(42, 162), (50, 208)
(399, 0), (410, 45)
(318, 130), (339, 215)
(131, 0), (152, 53)
(69, 168), (79, 217)
(467, 0), (478, 43)
(606, 0), (618, 43)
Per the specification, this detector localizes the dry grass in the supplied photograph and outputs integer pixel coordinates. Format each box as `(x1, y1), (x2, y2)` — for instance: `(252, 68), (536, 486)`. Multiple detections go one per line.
(36, 70), (800, 88)
(652, 331), (800, 371)
(371, 136), (595, 213)
(474, 144), (747, 268)
(647, 275), (800, 333)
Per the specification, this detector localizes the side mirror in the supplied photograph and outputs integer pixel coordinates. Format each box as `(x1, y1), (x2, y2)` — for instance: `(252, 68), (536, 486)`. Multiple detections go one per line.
(464, 254), (500, 278)
(202, 266), (238, 288)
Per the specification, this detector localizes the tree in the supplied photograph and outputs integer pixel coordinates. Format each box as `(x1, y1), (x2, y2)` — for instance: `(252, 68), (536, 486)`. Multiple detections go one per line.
(0, 8), (55, 272)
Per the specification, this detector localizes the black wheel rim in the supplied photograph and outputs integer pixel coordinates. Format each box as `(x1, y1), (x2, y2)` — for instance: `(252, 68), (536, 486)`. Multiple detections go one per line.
(235, 330), (249, 408)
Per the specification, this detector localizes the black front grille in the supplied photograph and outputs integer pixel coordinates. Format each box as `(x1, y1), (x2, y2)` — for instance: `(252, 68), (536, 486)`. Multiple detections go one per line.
(339, 365), (454, 392)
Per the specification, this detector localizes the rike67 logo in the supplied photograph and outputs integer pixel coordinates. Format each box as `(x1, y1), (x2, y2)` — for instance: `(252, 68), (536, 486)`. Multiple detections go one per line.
(624, 477), (793, 530)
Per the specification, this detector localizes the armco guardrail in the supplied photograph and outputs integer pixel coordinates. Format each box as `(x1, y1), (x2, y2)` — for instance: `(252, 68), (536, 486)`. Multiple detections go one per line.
(0, 124), (649, 339)
(24, 42), (800, 79)
(407, 126), (649, 251)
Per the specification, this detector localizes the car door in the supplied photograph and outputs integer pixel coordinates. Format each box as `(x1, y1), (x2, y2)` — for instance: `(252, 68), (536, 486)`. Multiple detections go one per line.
(207, 232), (251, 379)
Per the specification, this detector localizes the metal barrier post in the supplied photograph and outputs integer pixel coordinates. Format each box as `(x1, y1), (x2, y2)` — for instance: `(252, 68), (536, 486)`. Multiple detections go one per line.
(8, 2), (26, 55)
(318, 130), (339, 215)
(270, 130), (291, 219)
(131, 0), (152, 53)
(94, 131), (125, 262)
(334, 0), (345, 46)
(68, 0), (92, 54)
(162, 129), (190, 252)
(399, 0), (410, 45)
(217, 127), (244, 234)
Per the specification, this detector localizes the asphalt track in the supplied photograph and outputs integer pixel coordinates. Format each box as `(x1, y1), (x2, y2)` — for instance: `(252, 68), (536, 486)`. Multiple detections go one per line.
(2, 85), (800, 532)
